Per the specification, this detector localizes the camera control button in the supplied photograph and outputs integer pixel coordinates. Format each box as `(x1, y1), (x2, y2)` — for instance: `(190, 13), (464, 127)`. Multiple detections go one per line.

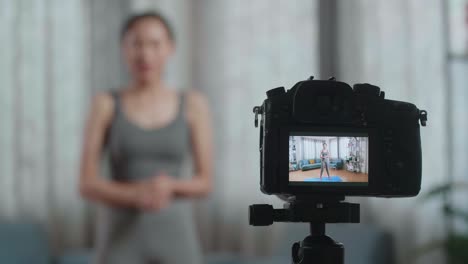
(353, 83), (380, 97)
(266, 87), (286, 98)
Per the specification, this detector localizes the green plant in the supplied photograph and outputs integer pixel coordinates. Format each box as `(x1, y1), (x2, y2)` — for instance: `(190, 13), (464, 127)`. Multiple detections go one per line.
(413, 182), (468, 263)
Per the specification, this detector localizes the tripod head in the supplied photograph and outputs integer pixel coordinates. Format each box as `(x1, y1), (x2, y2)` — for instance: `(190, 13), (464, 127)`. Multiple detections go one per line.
(249, 196), (360, 264)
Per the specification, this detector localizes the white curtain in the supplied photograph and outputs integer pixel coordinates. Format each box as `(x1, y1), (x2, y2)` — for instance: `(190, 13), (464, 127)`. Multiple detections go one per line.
(294, 137), (304, 162)
(338, 137), (349, 159)
(0, 0), (90, 252)
(303, 138), (316, 160)
(338, 1), (448, 263)
(0, 0), (133, 253)
(314, 141), (322, 158)
(329, 138), (338, 159)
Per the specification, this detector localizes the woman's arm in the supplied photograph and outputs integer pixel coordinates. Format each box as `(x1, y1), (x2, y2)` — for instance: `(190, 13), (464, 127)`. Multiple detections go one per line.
(171, 90), (213, 198)
(79, 92), (144, 208)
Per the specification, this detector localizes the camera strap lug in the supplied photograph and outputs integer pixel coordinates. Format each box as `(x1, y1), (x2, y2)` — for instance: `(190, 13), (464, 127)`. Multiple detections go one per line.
(253, 106), (263, 127)
(419, 110), (427, 126)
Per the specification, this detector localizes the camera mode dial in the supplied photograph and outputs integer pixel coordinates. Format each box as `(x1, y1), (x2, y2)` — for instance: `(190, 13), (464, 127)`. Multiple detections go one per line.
(353, 83), (380, 97)
(266, 87), (286, 98)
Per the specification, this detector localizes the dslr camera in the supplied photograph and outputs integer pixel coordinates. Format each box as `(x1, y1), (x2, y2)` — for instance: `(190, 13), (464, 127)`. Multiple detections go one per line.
(253, 77), (428, 198)
(249, 76), (428, 264)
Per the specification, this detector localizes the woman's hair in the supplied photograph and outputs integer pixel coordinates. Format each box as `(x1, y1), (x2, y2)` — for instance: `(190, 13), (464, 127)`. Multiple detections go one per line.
(323, 142), (327, 146)
(120, 11), (175, 42)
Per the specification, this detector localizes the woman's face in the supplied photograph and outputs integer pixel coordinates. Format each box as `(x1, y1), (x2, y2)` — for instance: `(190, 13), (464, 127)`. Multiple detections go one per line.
(122, 18), (174, 84)
(323, 144), (327, 149)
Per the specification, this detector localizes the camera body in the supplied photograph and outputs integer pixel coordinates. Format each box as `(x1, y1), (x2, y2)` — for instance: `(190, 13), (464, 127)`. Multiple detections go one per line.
(254, 77), (427, 198)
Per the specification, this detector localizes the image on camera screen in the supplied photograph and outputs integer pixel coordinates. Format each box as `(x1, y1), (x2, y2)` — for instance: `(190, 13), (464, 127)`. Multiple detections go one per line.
(289, 133), (369, 186)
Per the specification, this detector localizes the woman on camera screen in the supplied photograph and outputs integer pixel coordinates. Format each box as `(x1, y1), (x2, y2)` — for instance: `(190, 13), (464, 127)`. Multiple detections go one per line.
(320, 142), (330, 179)
(79, 12), (212, 264)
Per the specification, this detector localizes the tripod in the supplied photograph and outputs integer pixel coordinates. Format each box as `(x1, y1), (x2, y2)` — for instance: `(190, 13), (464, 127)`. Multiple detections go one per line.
(249, 196), (360, 264)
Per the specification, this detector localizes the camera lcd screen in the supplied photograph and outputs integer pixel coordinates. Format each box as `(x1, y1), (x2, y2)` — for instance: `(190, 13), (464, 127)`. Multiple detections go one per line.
(289, 133), (369, 186)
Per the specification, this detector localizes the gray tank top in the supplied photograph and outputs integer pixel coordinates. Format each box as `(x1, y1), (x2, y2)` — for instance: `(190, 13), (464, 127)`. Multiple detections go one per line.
(94, 91), (202, 264)
(108, 91), (189, 181)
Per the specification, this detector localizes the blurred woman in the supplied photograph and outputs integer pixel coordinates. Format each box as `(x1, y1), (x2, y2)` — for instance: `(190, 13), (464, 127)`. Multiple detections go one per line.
(79, 11), (212, 264)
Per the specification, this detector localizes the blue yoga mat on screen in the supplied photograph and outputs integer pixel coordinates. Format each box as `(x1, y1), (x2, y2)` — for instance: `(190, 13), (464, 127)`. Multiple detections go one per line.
(304, 176), (343, 182)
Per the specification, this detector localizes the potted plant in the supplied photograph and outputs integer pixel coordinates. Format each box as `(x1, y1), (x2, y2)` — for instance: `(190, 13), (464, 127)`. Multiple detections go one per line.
(411, 182), (468, 263)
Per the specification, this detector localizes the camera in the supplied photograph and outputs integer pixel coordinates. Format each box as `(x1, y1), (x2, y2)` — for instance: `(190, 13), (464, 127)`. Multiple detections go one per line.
(249, 76), (428, 264)
(253, 76), (428, 198)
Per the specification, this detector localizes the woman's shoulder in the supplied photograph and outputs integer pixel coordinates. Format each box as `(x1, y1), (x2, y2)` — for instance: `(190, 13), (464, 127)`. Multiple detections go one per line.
(184, 89), (210, 125)
(185, 89), (209, 113)
(185, 89), (207, 104)
(89, 91), (116, 123)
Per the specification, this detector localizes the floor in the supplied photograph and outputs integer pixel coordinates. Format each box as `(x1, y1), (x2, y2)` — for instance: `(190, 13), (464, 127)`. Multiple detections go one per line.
(289, 168), (368, 182)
